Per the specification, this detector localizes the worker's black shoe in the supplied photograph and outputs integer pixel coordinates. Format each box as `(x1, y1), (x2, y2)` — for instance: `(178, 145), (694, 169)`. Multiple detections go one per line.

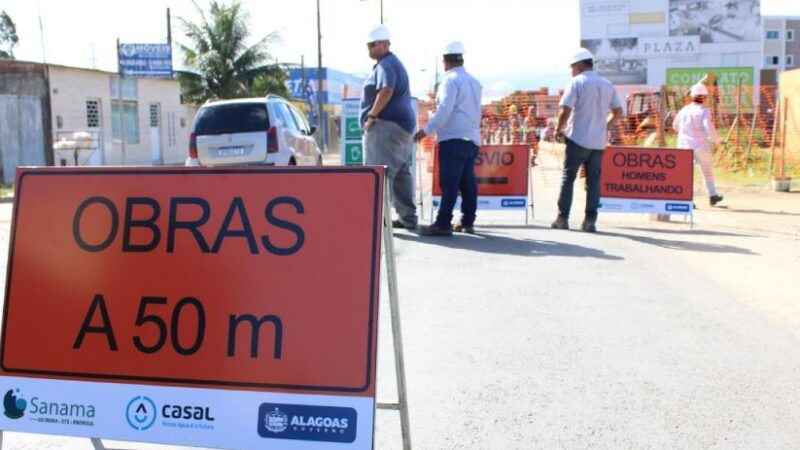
(391, 219), (416, 229)
(454, 223), (475, 234)
(709, 194), (724, 206)
(581, 220), (597, 233)
(419, 224), (453, 236)
(551, 216), (569, 230)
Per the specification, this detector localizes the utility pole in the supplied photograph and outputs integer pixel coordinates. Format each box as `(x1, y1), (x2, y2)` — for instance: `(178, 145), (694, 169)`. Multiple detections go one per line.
(167, 8), (173, 78)
(360, 1), (384, 27)
(316, 0), (325, 151)
(116, 38), (127, 165)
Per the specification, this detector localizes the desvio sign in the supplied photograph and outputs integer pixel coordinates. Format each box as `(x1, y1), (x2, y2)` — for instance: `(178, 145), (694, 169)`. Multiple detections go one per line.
(0, 166), (384, 449)
(599, 146), (694, 215)
(432, 145), (529, 210)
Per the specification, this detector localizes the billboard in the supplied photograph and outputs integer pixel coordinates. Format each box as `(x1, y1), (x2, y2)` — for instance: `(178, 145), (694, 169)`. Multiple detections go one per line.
(118, 43), (172, 78)
(666, 66), (754, 111)
(579, 0), (761, 86)
(1, 166), (386, 449)
(668, 0), (762, 44)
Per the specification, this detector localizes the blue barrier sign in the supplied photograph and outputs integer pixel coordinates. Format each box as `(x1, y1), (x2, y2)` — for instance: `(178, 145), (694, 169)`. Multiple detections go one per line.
(119, 43), (173, 78)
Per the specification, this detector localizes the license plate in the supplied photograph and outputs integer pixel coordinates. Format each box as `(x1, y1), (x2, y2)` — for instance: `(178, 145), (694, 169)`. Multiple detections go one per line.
(214, 146), (248, 157)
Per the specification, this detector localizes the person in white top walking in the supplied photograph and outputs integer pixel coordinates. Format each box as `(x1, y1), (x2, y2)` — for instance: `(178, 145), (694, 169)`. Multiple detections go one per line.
(672, 83), (724, 206)
(552, 48), (623, 233)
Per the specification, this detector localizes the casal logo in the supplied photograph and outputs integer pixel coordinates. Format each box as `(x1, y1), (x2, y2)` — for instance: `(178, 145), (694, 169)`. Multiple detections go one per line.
(126, 396), (157, 431)
(3, 388), (26, 419)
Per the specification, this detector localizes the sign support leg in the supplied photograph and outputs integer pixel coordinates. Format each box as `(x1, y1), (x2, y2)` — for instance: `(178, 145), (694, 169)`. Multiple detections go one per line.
(90, 438), (106, 449)
(528, 146), (534, 223)
(417, 144), (425, 221)
(377, 184), (412, 450)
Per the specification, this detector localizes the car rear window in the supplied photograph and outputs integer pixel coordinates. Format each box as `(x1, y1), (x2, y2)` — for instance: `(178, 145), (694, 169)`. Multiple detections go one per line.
(193, 103), (269, 135)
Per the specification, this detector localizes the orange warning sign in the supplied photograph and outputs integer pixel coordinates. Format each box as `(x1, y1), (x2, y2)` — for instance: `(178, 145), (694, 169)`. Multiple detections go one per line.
(601, 146), (694, 201)
(432, 145), (529, 196)
(1, 166), (385, 396)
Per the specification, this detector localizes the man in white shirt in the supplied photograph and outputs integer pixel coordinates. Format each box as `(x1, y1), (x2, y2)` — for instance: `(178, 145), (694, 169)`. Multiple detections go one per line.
(672, 83), (724, 206)
(552, 48), (623, 233)
(414, 41), (482, 236)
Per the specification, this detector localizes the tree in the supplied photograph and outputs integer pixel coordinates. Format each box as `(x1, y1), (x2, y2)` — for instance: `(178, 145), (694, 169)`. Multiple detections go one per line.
(177, 1), (289, 103)
(0, 11), (19, 59)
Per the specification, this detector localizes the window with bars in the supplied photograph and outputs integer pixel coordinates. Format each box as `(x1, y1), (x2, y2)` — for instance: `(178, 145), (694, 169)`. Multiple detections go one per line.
(149, 104), (159, 127)
(86, 100), (100, 128)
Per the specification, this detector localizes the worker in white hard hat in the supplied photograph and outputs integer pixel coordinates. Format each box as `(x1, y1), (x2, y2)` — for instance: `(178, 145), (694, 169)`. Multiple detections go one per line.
(552, 48), (624, 233)
(673, 83), (724, 206)
(413, 41), (483, 236)
(361, 25), (418, 229)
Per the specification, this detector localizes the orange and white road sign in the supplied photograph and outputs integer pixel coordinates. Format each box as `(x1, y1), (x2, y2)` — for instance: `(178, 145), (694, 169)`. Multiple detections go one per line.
(0, 166), (385, 449)
(599, 146), (694, 215)
(432, 144), (530, 210)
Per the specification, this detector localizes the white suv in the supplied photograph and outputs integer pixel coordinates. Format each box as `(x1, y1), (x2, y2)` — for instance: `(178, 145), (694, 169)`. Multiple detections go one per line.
(185, 95), (323, 167)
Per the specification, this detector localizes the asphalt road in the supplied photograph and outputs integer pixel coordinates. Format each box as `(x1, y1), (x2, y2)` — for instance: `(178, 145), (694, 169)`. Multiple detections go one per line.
(1, 145), (799, 449)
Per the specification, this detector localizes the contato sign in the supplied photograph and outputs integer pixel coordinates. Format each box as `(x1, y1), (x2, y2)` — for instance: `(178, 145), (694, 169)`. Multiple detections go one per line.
(599, 146), (694, 215)
(0, 166), (385, 449)
(432, 144), (530, 210)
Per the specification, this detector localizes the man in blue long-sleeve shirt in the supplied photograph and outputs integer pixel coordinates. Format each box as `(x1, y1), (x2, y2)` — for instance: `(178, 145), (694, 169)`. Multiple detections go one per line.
(414, 41), (483, 236)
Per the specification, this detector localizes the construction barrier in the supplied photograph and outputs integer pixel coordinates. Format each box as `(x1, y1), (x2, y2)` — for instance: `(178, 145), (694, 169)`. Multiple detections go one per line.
(416, 84), (799, 181)
(599, 146), (694, 216)
(431, 144), (532, 223)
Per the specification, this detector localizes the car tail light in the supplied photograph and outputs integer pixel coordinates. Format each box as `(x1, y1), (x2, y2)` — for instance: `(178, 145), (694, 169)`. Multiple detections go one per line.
(189, 133), (198, 158)
(267, 127), (278, 153)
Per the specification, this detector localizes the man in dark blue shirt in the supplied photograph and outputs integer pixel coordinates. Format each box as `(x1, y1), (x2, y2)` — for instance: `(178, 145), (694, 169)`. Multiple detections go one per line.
(361, 25), (418, 229)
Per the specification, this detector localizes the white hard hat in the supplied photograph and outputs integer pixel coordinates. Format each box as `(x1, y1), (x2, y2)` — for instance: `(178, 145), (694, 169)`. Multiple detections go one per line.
(367, 25), (391, 43)
(571, 48), (594, 65)
(444, 41), (465, 55)
(690, 83), (708, 97)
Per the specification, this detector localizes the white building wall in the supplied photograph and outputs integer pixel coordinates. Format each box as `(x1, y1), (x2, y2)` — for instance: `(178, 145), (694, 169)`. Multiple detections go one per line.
(47, 66), (189, 166)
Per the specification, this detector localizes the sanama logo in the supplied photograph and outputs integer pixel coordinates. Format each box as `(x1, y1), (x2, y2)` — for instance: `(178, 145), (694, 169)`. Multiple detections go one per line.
(3, 388), (27, 419)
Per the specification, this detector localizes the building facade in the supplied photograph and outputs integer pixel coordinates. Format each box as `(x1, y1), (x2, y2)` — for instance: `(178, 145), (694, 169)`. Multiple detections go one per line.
(761, 16), (800, 85)
(579, 0), (763, 87)
(47, 64), (189, 166)
(0, 59), (190, 179)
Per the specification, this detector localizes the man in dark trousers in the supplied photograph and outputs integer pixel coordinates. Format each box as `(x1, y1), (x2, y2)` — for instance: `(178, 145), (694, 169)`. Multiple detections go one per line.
(414, 41), (483, 236)
(361, 25), (418, 229)
(552, 48), (623, 233)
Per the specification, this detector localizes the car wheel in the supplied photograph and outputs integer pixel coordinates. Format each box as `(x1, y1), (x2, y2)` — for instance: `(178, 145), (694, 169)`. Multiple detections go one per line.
(288, 157), (297, 166)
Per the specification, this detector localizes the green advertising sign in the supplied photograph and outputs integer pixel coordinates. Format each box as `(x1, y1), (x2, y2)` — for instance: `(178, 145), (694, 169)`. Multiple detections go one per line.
(666, 67), (754, 112)
(340, 98), (363, 166)
(345, 143), (363, 165)
(345, 117), (362, 140)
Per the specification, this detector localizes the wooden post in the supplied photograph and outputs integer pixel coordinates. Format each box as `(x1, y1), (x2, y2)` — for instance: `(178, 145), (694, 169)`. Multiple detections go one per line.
(658, 85), (667, 147)
(735, 80), (743, 160)
(779, 97), (789, 179)
(769, 97), (781, 173)
(744, 107), (758, 170)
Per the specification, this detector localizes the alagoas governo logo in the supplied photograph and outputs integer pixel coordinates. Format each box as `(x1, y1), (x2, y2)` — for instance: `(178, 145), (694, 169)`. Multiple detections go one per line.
(3, 389), (27, 419)
(257, 403), (357, 444)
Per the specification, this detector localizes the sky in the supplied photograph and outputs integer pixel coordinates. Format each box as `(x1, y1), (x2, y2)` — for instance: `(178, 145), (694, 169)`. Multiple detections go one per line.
(2, 0), (799, 98)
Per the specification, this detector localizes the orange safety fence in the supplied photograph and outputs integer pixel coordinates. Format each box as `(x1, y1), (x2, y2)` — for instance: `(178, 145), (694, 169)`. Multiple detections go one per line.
(416, 85), (799, 178)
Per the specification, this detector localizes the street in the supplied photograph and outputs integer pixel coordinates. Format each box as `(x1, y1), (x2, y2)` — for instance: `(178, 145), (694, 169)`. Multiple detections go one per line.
(1, 144), (799, 449)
